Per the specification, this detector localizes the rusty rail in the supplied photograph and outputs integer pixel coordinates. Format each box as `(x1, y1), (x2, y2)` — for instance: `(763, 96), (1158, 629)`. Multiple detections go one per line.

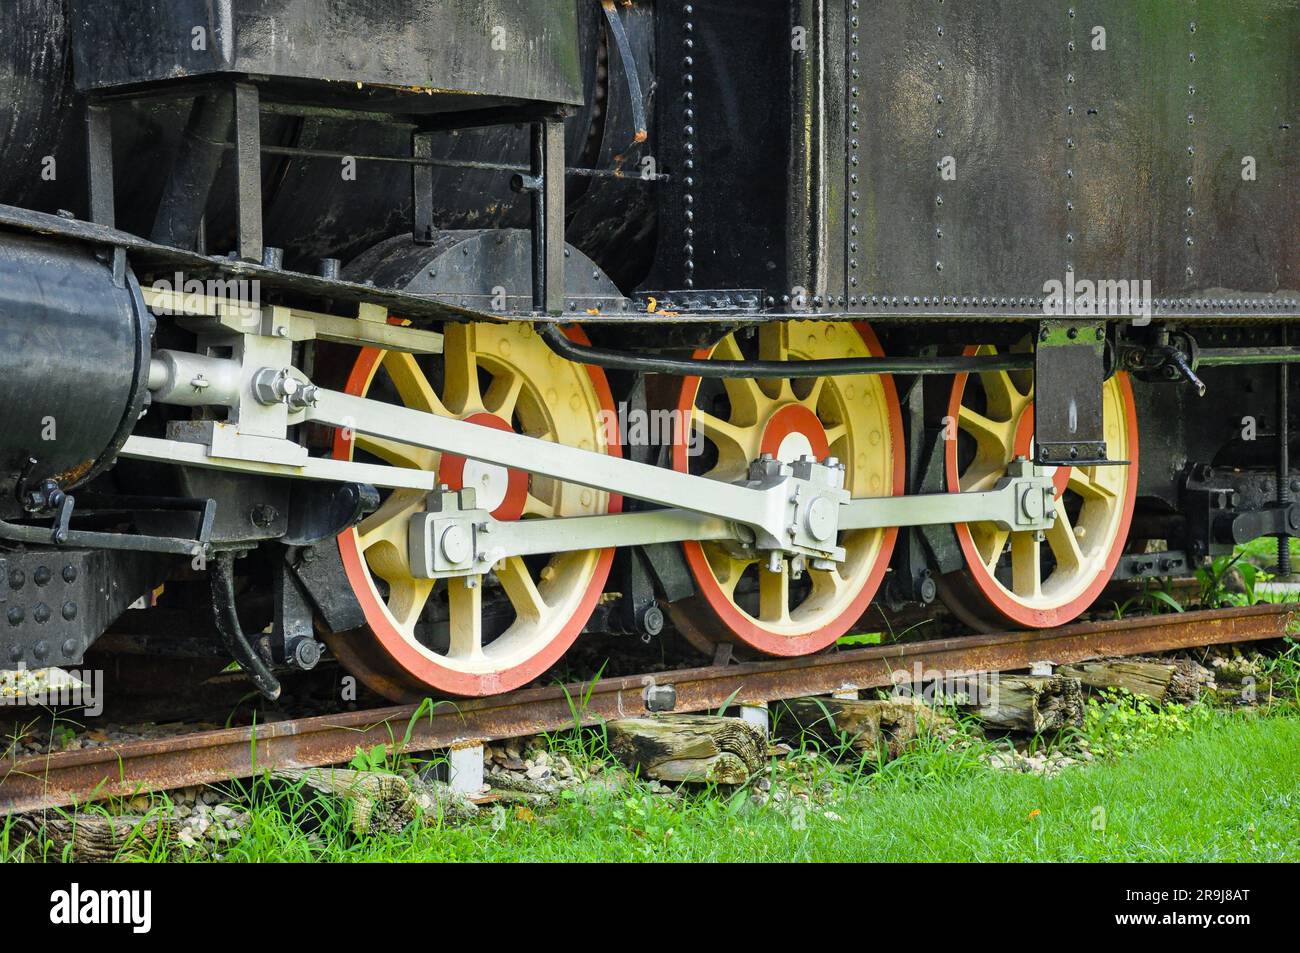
(1, 604), (1291, 814)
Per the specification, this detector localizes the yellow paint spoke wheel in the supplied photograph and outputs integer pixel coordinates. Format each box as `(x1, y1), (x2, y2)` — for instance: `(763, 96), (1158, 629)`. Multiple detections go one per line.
(330, 323), (618, 699)
(940, 343), (1140, 630)
(670, 321), (904, 656)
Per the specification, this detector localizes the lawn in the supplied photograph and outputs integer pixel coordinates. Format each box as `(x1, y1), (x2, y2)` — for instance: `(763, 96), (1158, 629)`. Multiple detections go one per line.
(216, 711), (1299, 863)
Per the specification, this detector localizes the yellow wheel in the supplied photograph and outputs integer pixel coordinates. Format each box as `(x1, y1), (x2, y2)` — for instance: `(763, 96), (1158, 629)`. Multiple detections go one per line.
(669, 321), (904, 656)
(939, 343), (1139, 630)
(329, 323), (619, 699)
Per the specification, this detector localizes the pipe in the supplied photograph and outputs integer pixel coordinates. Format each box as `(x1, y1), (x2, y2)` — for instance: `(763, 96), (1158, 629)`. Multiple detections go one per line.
(1198, 347), (1300, 367)
(1279, 327), (1291, 576)
(540, 324), (1033, 378)
(210, 551), (282, 701)
(150, 93), (236, 249)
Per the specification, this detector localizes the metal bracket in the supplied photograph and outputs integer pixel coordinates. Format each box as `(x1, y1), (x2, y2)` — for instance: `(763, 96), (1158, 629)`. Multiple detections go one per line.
(1034, 320), (1109, 466)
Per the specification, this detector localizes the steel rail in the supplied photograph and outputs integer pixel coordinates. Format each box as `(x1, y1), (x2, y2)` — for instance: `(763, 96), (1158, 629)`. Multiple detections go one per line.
(0, 604), (1290, 815)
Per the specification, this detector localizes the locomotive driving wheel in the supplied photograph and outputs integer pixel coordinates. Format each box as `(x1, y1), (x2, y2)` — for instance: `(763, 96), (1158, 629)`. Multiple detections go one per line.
(669, 321), (904, 657)
(939, 343), (1139, 631)
(329, 322), (620, 700)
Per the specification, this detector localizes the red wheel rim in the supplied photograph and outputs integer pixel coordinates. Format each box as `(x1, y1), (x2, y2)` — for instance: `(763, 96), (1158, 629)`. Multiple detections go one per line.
(328, 324), (620, 699)
(670, 321), (904, 656)
(941, 345), (1139, 630)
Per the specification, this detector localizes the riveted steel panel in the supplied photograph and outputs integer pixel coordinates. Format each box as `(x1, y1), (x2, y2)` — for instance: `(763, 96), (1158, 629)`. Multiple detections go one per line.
(69, 0), (583, 105)
(843, 0), (1298, 305)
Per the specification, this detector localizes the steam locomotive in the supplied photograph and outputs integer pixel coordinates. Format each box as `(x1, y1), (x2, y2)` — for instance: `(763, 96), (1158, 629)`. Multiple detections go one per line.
(0, 0), (1295, 701)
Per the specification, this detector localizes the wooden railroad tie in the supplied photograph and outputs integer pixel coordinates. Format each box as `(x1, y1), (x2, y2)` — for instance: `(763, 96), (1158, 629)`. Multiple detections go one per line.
(606, 715), (766, 785)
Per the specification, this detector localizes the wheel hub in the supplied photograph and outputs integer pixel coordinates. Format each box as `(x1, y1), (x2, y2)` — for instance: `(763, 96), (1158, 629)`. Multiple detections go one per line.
(760, 403), (830, 464)
(438, 412), (528, 520)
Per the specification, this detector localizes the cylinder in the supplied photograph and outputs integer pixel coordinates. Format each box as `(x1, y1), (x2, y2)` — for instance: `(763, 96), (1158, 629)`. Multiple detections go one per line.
(148, 350), (243, 408)
(0, 234), (150, 518)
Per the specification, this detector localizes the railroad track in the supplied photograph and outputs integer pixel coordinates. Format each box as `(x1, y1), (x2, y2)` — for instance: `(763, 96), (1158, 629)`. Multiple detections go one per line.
(0, 604), (1291, 815)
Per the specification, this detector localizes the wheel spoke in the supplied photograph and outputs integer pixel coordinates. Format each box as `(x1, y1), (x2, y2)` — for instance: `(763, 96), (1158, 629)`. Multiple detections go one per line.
(758, 561), (792, 623)
(758, 323), (795, 401)
(1010, 533), (1042, 598)
(1068, 465), (1119, 501)
(387, 580), (434, 634)
(382, 352), (447, 416)
(358, 493), (420, 555)
(694, 409), (760, 463)
(823, 422), (849, 447)
(484, 369), (525, 421)
(355, 433), (438, 471)
(972, 524), (1010, 571)
(713, 333), (771, 422)
(446, 578), (484, 660)
(1045, 506), (1085, 570)
(704, 546), (750, 599)
(958, 405), (1015, 456)
(495, 556), (550, 623)
(442, 324), (484, 416)
(961, 465), (1004, 494)
(799, 376), (826, 413)
(522, 492), (555, 519)
(808, 565), (847, 599)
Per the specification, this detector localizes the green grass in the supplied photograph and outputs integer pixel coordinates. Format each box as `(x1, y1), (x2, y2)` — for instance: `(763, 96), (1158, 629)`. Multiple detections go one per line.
(195, 712), (1300, 863)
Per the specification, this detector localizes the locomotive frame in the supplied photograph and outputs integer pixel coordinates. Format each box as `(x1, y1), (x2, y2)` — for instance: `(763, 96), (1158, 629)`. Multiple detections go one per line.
(0, 0), (1295, 701)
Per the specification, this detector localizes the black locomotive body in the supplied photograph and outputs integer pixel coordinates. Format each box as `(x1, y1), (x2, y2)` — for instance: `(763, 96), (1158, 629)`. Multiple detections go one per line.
(0, 1), (1295, 700)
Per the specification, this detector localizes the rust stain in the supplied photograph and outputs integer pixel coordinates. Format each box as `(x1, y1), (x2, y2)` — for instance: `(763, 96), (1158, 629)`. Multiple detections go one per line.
(52, 459), (94, 486)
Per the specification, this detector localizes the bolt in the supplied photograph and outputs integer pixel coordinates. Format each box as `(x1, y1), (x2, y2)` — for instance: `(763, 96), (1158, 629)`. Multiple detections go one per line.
(639, 605), (665, 638)
(250, 504), (278, 528)
(291, 638), (323, 671)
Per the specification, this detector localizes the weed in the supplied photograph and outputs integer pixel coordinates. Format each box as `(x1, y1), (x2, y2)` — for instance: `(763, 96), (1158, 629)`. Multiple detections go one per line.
(1197, 552), (1262, 608)
(1078, 688), (1215, 758)
(1111, 578), (1184, 619)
